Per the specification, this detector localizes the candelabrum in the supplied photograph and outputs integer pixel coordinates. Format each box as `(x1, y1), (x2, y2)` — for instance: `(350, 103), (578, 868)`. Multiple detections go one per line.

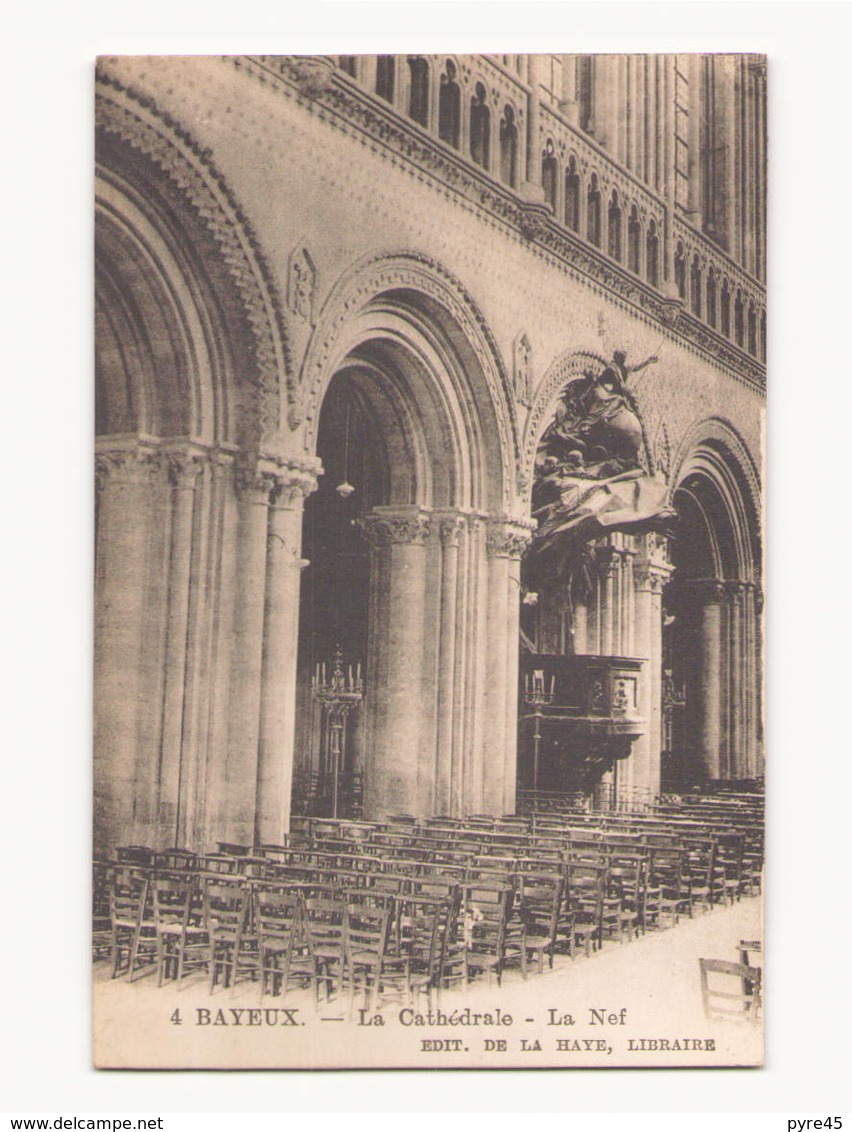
(522, 670), (556, 794)
(311, 645), (365, 818)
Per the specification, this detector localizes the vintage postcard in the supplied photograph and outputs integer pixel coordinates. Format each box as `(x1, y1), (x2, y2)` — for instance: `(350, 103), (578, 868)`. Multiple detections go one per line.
(93, 52), (765, 1069)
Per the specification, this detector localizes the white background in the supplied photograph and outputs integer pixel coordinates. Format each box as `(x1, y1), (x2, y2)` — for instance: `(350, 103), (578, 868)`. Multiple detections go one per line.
(2, 0), (850, 1116)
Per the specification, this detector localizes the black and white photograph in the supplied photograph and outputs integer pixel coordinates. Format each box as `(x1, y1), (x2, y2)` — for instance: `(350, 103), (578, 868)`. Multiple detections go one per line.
(92, 51), (766, 1070)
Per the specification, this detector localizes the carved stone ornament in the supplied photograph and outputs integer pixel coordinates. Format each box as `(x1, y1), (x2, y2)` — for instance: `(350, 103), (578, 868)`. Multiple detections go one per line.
(95, 443), (163, 487)
(288, 246), (317, 325)
(270, 456), (322, 505)
(514, 332), (533, 407)
(234, 465), (282, 505)
(486, 517), (536, 559)
(633, 561), (672, 594)
(436, 513), (468, 548)
(653, 421), (672, 480)
(292, 56), (336, 98)
(95, 72), (297, 438)
(683, 578), (728, 604)
(165, 447), (207, 489)
(353, 511), (433, 548)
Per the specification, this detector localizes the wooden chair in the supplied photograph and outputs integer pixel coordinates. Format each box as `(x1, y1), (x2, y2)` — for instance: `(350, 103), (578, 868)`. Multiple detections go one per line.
(699, 958), (762, 1022)
(607, 854), (647, 940)
(345, 902), (393, 1011)
(203, 878), (257, 994)
(109, 866), (157, 981)
(303, 895), (348, 1004)
(92, 861), (113, 963)
(645, 846), (689, 928)
(518, 871), (568, 973)
(150, 872), (207, 986)
(255, 884), (310, 1000)
(566, 861), (606, 957)
(463, 882), (523, 987)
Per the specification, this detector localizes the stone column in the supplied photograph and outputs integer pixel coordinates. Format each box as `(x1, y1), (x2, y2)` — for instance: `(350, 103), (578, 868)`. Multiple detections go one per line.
(599, 547), (620, 656)
(715, 54), (738, 256)
(692, 580), (726, 780)
(685, 53), (703, 225)
(560, 56), (579, 125)
(522, 55), (545, 202)
(662, 55), (678, 292)
(222, 463), (278, 844)
(157, 446), (206, 847)
(254, 459), (320, 846)
(433, 513), (465, 814)
(181, 449), (237, 850)
(742, 581), (757, 777)
(726, 581), (746, 778)
(93, 441), (162, 855)
(355, 507), (432, 819)
(484, 518), (534, 815)
(631, 534), (674, 802)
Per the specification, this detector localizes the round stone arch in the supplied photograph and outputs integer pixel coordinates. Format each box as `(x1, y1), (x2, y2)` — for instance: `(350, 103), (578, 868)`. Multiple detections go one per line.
(666, 416), (764, 782)
(298, 250), (521, 517)
(669, 416), (762, 583)
(95, 73), (294, 453)
(94, 74), (309, 857)
(294, 252), (530, 821)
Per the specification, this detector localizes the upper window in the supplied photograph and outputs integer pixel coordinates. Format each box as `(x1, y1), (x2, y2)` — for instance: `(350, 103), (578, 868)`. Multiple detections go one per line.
(587, 175), (602, 247)
(470, 83), (491, 169)
(564, 158), (580, 232)
(376, 56), (395, 103)
(499, 106), (519, 188)
(407, 57), (429, 127)
(627, 206), (641, 274)
(608, 191), (623, 262)
(542, 140), (557, 210)
(439, 60), (461, 149)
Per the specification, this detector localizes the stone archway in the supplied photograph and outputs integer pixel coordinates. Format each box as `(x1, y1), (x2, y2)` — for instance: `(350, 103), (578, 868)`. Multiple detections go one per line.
(666, 419), (763, 783)
(94, 77), (316, 855)
(294, 256), (532, 820)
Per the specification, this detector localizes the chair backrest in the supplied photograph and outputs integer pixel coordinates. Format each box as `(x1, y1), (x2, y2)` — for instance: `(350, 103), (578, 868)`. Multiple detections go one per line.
(303, 896), (348, 947)
(346, 903), (391, 961)
(110, 866), (151, 926)
(155, 849), (198, 871)
(116, 845), (157, 867)
(255, 883), (303, 944)
(203, 878), (249, 937)
(738, 939), (762, 966)
(699, 958), (762, 1021)
(151, 873), (197, 929)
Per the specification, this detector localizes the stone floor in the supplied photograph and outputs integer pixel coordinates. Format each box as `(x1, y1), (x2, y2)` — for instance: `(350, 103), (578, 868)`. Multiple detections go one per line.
(93, 896), (763, 1069)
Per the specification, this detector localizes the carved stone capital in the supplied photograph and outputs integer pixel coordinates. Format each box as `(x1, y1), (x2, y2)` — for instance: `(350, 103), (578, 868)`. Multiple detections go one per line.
(234, 465), (280, 506)
(165, 446), (207, 489)
(724, 580), (748, 603)
(353, 509), (433, 548)
(634, 561), (673, 594)
(682, 578), (727, 604)
(636, 530), (672, 567)
(267, 456), (322, 506)
(486, 517), (536, 559)
(95, 441), (163, 488)
(435, 512), (468, 549)
(598, 548), (624, 579)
